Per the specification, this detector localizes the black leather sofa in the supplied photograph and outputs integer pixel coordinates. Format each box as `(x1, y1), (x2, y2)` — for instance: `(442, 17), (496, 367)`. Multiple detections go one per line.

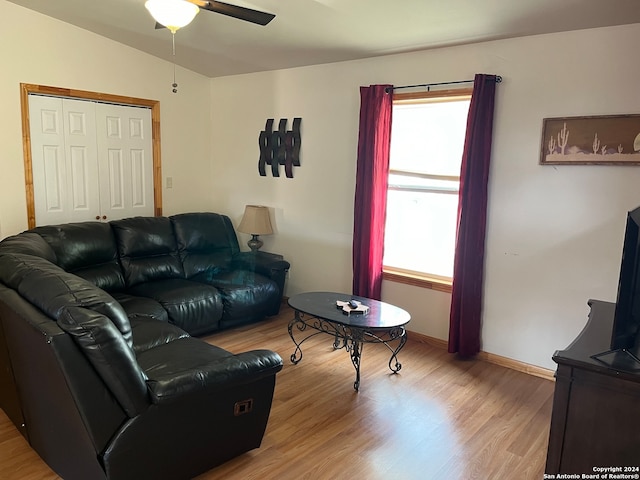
(0, 212), (289, 480)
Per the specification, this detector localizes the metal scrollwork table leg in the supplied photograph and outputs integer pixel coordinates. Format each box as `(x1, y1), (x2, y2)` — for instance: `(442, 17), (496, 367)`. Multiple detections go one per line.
(288, 310), (408, 392)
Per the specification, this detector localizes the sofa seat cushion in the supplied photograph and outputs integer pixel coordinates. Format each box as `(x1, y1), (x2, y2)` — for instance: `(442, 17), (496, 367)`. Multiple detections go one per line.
(126, 279), (223, 336)
(195, 270), (280, 329)
(129, 316), (190, 355)
(112, 293), (169, 323)
(136, 337), (283, 404)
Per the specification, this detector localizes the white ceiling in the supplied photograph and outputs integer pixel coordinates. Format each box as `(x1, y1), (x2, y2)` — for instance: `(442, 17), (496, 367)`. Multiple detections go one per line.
(8, 0), (640, 78)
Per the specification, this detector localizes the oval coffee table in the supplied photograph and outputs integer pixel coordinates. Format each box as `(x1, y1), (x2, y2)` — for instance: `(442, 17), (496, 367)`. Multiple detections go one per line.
(287, 291), (411, 391)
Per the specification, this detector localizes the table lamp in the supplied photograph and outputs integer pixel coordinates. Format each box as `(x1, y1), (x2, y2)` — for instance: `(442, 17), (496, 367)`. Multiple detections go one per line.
(237, 205), (273, 252)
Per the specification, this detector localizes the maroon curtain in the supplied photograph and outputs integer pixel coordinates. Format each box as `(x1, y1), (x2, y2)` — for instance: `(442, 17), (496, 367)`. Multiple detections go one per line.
(448, 74), (498, 356)
(352, 84), (393, 300)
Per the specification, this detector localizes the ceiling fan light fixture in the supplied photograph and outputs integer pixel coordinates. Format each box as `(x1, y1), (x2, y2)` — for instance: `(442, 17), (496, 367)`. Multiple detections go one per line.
(145, 0), (199, 33)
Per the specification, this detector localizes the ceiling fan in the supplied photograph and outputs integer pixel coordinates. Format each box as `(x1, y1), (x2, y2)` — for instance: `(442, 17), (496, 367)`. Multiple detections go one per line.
(147, 0), (275, 31)
(146, 0), (274, 93)
(189, 0), (275, 25)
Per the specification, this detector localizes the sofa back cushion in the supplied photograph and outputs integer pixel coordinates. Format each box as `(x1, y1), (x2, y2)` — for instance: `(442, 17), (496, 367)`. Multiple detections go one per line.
(171, 213), (240, 278)
(58, 306), (149, 417)
(0, 253), (133, 347)
(31, 222), (125, 292)
(111, 217), (184, 287)
(0, 232), (57, 262)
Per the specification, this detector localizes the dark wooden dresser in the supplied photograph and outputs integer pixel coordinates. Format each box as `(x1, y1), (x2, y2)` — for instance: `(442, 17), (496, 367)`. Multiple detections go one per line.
(545, 299), (640, 474)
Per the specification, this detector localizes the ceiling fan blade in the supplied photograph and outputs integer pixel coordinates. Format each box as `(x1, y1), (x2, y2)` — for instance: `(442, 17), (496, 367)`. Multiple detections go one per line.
(155, 22), (166, 30)
(194, 1), (275, 26)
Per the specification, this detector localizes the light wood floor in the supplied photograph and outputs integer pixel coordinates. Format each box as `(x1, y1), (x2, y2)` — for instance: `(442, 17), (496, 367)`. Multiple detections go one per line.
(0, 305), (554, 480)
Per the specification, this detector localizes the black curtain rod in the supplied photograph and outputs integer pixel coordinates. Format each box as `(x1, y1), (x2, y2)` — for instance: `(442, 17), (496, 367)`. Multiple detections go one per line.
(387, 75), (502, 93)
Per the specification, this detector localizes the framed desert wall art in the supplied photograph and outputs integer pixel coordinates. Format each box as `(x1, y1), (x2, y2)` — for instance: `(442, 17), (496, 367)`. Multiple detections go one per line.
(540, 114), (640, 165)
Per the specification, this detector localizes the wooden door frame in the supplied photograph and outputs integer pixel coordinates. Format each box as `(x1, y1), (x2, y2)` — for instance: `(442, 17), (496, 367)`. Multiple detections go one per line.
(20, 83), (162, 229)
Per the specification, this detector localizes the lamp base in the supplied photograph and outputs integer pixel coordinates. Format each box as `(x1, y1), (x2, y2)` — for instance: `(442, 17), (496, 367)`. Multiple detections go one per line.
(247, 234), (263, 252)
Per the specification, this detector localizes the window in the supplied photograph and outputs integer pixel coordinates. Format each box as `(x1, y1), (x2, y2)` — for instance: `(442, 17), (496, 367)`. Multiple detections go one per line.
(382, 90), (472, 292)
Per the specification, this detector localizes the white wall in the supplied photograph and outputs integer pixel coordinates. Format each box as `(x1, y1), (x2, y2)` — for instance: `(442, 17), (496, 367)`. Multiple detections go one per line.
(210, 23), (640, 370)
(0, 0), (213, 238)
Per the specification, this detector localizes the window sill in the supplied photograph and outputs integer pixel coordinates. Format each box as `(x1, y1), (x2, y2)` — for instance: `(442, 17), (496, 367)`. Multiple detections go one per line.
(382, 269), (452, 293)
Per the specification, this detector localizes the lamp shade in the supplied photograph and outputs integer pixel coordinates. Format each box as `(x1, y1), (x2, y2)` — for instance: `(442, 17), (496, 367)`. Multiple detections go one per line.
(145, 0), (199, 33)
(237, 205), (273, 235)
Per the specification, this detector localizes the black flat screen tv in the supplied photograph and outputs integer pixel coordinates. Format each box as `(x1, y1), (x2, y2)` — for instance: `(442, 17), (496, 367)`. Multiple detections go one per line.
(593, 206), (640, 368)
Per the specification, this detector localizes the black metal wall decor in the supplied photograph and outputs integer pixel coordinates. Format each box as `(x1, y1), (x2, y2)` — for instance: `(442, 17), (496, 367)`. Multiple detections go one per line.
(258, 117), (301, 178)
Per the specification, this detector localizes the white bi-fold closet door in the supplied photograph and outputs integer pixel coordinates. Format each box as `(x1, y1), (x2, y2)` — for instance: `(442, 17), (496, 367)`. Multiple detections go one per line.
(28, 95), (154, 226)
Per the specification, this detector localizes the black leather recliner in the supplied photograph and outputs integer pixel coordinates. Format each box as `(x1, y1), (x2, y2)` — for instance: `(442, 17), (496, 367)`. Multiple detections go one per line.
(0, 212), (288, 479)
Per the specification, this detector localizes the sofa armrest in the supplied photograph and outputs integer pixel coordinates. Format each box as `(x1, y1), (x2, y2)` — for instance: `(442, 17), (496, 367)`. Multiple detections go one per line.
(232, 251), (290, 296)
(138, 337), (283, 405)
